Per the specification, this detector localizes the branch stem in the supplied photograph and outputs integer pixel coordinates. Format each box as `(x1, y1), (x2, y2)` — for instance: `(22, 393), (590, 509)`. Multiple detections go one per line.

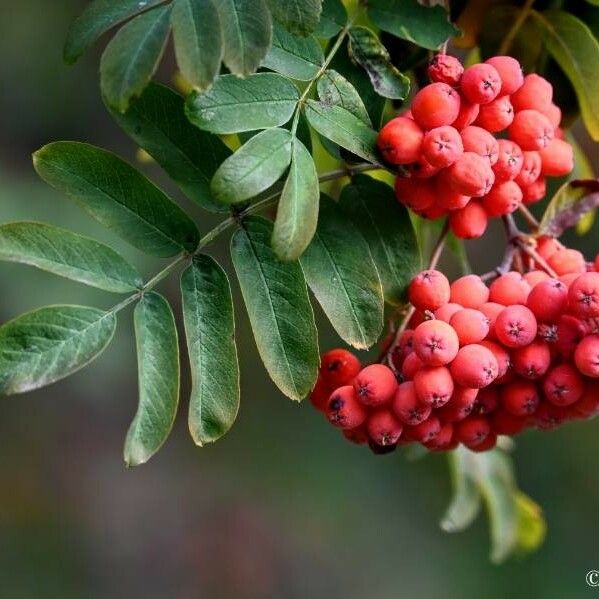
(497, 0), (536, 55)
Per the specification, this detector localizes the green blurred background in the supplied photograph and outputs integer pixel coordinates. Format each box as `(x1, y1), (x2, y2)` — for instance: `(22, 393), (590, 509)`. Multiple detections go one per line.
(1, 2), (599, 597)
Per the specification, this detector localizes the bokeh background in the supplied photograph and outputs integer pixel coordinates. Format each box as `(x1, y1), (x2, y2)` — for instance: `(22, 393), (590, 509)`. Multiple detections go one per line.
(1, 2), (599, 597)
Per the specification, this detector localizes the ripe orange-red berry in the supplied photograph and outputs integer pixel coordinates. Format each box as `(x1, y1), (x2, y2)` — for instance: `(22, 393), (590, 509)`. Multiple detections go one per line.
(514, 151), (542, 187)
(460, 126), (499, 165)
(556, 314), (587, 357)
(448, 152), (495, 196)
(414, 366), (455, 407)
(320, 349), (361, 388)
(450, 344), (499, 388)
(413, 319), (460, 366)
(450, 308), (490, 345)
(485, 56), (524, 95)
(392, 381), (432, 425)
(366, 409), (403, 446)
(455, 416), (491, 447)
(461, 63), (502, 104)
(438, 386), (479, 422)
(501, 379), (540, 416)
(377, 117), (424, 165)
(479, 302), (504, 339)
(494, 304), (538, 348)
(543, 103), (562, 129)
(512, 340), (551, 379)
(482, 181), (523, 217)
(449, 201), (489, 239)
(521, 177), (546, 204)
(343, 426), (369, 445)
(450, 275), (489, 309)
(547, 248), (586, 276)
(475, 95), (514, 132)
(474, 386), (499, 415)
(326, 386), (367, 429)
(395, 177), (435, 212)
(409, 269), (451, 312)
(489, 272), (531, 305)
(480, 339), (511, 379)
(568, 272), (599, 318)
(508, 109), (554, 150)
(574, 335), (599, 377)
(411, 82), (461, 129)
(428, 54), (464, 86)
(511, 74), (553, 112)
(526, 278), (568, 322)
(435, 302), (464, 323)
(543, 364), (585, 406)
(407, 416), (441, 443)
(353, 364), (398, 406)
(493, 139), (523, 181)
(402, 351), (424, 380)
(538, 139), (574, 176)
(422, 125), (464, 167)
(453, 98), (480, 129)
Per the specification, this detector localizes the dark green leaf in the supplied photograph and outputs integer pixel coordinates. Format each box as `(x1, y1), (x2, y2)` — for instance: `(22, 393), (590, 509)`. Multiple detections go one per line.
(186, 73), (299, 134)
(63, 0), (166, 64)
(211, 128), (293, 204)
(340, 175), (420, 305)
(317, 69), (371, 126)
(315, 0), (347, 38)
(33, 142), (200, 257)
(231, 217), (319, 400)
(181, 255), (240, 446)
(304, 100), (379, 163)
(532, 10), (599, 141)
(108, 83), (231, 213)
(216, 0), (272, 77)
(0, 306), (116, 395)
(300, 196), (384, 349)
(0, 222), (142, 293)
(272, 138), (320, 261)
(172, 0), (223, 91)
(348, 27), (410, 100)
(539, 179), (599, 237)
(100, 5), (172, 112)
(125, 292), (179, 466)
(262, 23), (324, 80)
(267, 0), (322, 36)
(368, 0), (459, 51)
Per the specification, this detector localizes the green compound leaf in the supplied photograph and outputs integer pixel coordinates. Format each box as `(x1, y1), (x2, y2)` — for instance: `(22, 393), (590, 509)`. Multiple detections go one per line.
(125, 292), (180, 467)
(267, 0), (322, 37)
(262, 23), (324, 81)
(33, 142), (200, 257)
(216, 0), (272, 77)
(100, 5), (172, 112)
(186, 73), (299, 134)
(172, 0), (223, 92)
(231, 216), (319, 401)
(340, 175), (421, 305)
(348, 27), (410, 100)
(211, 128), (293, 204)
(532, 9), (599, 142)
(0, 306), (116, 396)
(108, 83), (231, 213)
(181, 254), (239, 446)
(304, 99), (379, 163)
(0, 222), (142, 293)
(315, 0), (347, 38)
(317, 70), (371, 127)
(63, 0), (166, 64)
(272, 138), (320, 261)
(181, 255), (240, 446)
(368, 0), (459, 51)
(300, 196), (384, 349)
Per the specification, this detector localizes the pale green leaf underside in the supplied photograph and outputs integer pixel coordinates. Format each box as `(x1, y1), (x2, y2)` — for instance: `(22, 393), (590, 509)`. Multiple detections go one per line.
(317, 70), (371, 127)
(231, 216), (319, 401)
(0, 305), (116, 395)
(0, 222), (142, 293)
(125, 292), (180, 466)
(181, 255), (240, 445)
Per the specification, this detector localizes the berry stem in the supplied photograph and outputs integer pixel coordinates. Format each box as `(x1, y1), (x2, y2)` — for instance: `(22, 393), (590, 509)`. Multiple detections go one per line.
(497, 0), (536, 55)
(519, 205), (540, 231)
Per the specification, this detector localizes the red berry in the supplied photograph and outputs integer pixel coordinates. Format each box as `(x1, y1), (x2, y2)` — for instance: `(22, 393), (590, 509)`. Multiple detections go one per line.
(392, 381), (432, 425)
(485, 56), (524, 95)
(395, 177), (435, 212)
(521, 178), (546, 204)
(474, 386), (499, 415)
(366, 409), (403, 446)
(320, 349), (361, 388)
(438, 386), (479, 422)
(407, 416), (441, 443)
(524, 270), (550, 287)
(326, 385), (367, 428)
(461, 63), (502, 104)
(556, 314), (587, 357)
(409, 269), (450, 312)
(408, 155), (441, 179)
(543, 364), (585, 406)
(450, 344), (499, 388)
(489, 272), (531, 305)
(453, 98), (480, 129)
(377, 117), (424, 164)
(511, 74), (553, 112)
(310, 377), (332, 412)
(448, 151), (496, 197)
(475, 95), (514, 132)
(450, 308), (490, 345)
(508, 109), (554, 151)
(428, 54), (464, 86)
(460, 126), (499, 165)
(353, 364), (398, 407)
(413, 319), (460, 366)
(479, 302), (505, 339)
(450, 275), (489, 309)
(572, 381), (599, 419)
(493, 139), (523, 181)
(514, 151), (542, 187)
(449, 201), (488, 239)
(435, 302), (464, 323)
(537, 236), (561, 261)
(414, 366), (455, 407)
(412, 82), (461, 129)
(424, 422), (455, 450)
(547, 248), (585, 276)
(527, 278), (568, 322)
(543, 103), (562, 129)
(494, 304), (538, 348)
(455, 416), (491, 447)
(479, 339), (511, 379)
(574, 335), (599, 377)
(482, 181), (523, 217)
(512, 340), (551, 379)
(568, 272), (599, 318)
(402, 351), (424, 380)
(342, 426), (369, 445)
(491, 407), (528, 435)
(469, 431), (497, 452)
(538, 139), (574, 177)
(422, 125), (464, 168)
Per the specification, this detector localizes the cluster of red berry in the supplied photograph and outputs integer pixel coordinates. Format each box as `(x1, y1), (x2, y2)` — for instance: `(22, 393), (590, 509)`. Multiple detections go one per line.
(311, 242), (599, 454)
(377, 55), (574, 239)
